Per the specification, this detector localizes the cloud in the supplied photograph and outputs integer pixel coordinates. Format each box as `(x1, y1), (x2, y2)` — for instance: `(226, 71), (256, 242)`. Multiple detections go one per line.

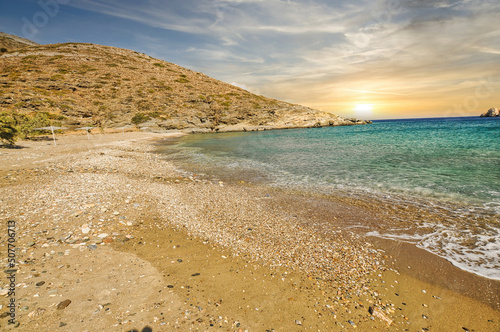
(58, 0), (500, 117)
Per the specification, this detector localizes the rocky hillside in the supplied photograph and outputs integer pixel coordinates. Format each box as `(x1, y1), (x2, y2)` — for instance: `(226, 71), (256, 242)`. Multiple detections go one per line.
(0, 36), (370, 133)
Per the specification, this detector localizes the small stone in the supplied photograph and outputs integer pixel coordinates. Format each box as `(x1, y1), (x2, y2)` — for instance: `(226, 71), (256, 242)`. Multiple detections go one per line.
(113, 211), (120, 215)
(87, 244), (98, 251)
(103, 237), (113, 244)
(35, 281), (45, 287)
(57, 299), (71, 310)
(177, 259), (183, 263)
(60, 234), (72, 242)
(26, 242), (36, 247)
(167, 285), (174, 288)
(348, 320), (356, 327)
(191, 273), (200, 277)
(60, 322), (67, 327)
(81, 224), (90, 234)
(27, 308), (46, 318)
(295, 320), (302, 326)
(98, 233), (109, 238)
(369, 306), (392, 326)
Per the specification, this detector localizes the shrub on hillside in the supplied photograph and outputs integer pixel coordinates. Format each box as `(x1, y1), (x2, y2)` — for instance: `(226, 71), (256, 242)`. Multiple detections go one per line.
(0, 113), (17, 145)
(0, 111), (52, 144)
(131, 113), (150, 125)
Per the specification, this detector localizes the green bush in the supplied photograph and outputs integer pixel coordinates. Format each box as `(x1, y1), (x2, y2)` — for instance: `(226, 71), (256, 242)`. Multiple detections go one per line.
(0, 111), (51, 143)
(0, 113), (17, 144)
(131, 113), (150, 124)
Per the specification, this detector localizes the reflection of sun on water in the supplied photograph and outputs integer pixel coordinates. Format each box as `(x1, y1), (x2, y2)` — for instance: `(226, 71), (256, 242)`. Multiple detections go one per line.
(354, 104), (373, 118)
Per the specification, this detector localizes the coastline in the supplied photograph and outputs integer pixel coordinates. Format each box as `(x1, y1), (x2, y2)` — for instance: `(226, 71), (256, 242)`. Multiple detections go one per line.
(0, 131), (498, 331)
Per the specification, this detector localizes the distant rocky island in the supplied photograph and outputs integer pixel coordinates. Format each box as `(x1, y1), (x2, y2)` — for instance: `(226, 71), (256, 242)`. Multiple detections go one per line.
(480, 107), (499, 117)
(0, 32), (370, 139)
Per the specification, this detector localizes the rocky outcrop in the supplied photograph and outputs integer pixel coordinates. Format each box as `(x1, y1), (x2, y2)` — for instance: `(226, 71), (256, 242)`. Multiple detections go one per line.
(480, 107), (500, 117)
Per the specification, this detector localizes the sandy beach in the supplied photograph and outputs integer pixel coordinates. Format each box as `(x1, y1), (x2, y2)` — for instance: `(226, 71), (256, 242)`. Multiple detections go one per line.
(0, 131), (498, 331)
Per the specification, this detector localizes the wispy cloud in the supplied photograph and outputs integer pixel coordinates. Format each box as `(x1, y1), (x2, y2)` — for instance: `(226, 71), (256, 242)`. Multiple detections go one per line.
(341, 89), (407, 96)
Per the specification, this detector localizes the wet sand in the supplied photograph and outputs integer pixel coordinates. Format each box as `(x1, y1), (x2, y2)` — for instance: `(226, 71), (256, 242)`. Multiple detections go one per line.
(0, 131), (498, 331)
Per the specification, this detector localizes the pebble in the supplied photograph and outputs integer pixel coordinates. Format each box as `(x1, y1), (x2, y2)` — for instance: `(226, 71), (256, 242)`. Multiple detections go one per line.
(82, 224), (90, 234)
(56, 299), (72, 310)
(27, 308), (46, 318)
(369, 306), (393, 326)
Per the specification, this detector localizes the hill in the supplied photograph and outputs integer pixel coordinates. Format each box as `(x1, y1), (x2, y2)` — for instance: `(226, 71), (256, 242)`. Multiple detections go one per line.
(0, 36), (370, 135)
(0, 32), (39, 52)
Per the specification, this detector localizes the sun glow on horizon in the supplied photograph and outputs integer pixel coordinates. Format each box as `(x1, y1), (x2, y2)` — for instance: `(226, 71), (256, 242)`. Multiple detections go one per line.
(354, 104), (373, 118)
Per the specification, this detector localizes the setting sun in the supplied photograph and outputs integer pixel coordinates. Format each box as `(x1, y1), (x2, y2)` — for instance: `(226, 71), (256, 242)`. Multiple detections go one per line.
(354, 104), (373, 118)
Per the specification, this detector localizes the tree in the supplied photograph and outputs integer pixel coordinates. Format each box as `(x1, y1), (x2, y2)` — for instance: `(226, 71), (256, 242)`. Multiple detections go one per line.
(18, 112), (50, 139)
(0, 113), (18, 145)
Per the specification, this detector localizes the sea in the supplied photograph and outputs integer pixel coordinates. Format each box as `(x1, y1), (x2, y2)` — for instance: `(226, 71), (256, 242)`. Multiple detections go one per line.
(155, 116), (500, 280)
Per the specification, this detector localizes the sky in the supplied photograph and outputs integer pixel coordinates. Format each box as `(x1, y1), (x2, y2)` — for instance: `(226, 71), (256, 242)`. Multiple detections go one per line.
(1, 0), (499, 119)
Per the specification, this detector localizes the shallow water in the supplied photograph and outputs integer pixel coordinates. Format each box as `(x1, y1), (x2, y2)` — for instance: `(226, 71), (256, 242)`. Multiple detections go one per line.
(156, 116), (500, 280)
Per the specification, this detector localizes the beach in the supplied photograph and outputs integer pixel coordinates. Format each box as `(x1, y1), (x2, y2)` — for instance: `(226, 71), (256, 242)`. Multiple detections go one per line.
(0, 131), (498, 331)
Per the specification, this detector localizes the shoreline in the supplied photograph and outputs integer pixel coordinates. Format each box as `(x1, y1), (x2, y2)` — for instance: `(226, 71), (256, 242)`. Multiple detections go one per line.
(151, 132), (500, 304)
(0, 132), (498, 331)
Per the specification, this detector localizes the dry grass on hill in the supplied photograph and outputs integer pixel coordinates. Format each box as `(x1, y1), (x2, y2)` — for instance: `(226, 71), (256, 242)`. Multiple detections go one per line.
(1, 34), (369, 133)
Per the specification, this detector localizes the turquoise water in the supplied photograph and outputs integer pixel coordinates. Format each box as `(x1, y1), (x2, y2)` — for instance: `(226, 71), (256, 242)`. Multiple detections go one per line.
(157, 117), (500, 279)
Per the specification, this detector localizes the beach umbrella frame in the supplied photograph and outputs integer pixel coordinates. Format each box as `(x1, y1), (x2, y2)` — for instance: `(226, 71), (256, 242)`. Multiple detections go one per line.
(32, 126), (68, 146)
(76, 126), (94, 140)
